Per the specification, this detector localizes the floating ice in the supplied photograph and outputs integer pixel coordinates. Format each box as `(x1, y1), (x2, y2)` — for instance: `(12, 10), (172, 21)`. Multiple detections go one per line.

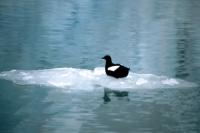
(0, 67), (197, 90)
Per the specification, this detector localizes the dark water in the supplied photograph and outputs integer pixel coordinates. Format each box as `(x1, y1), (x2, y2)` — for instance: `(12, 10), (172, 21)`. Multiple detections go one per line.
(0, 0), (200, 133)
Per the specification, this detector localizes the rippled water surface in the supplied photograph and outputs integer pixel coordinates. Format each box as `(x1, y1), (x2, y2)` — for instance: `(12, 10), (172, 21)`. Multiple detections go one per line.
(0, 0), (200, 133)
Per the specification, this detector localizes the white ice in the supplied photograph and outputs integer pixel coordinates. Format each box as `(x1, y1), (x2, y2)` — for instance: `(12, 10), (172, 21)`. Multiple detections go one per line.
(0, 67), (197, 90)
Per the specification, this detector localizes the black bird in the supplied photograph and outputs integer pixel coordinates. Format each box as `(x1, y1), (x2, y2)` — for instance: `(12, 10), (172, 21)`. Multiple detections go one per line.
(102, 55), (130, 78)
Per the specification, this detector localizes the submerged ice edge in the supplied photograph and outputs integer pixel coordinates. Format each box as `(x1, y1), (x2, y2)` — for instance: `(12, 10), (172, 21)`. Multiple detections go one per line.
(0, 67), (198, 90)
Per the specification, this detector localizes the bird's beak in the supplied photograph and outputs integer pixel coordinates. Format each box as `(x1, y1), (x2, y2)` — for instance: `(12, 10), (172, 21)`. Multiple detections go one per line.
(101, 57), (105, 59)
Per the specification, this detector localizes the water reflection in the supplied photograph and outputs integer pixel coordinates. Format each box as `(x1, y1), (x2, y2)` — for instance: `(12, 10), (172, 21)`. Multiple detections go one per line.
(80, 89), (200, 133)
(175, 22), (192, 79)
(103, 88), (129, 103)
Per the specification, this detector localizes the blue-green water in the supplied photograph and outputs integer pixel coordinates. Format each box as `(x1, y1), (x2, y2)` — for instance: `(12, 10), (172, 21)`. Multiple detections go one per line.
(0, 0), (200, 133)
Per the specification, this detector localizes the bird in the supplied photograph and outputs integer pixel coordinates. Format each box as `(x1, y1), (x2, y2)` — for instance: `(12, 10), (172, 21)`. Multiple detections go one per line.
(102, 55), (130, 78)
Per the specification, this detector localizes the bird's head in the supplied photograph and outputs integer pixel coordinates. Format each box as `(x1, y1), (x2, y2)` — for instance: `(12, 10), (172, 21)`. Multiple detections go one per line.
(102, 55), (112, 61)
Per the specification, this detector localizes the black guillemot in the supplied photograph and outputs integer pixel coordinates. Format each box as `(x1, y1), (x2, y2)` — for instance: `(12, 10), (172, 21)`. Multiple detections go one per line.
(102, 55), (130, 78)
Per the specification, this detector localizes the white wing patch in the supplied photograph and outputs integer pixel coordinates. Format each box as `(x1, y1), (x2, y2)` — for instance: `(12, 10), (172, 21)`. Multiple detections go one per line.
(107, 66), (120, 71)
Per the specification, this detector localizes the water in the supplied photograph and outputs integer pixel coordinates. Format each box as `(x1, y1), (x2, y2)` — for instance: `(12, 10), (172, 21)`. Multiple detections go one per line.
(0, 0), (200, 132)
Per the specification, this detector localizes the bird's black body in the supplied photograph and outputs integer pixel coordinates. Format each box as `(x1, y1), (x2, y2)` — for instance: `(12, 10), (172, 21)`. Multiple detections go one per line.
(102, 55), (130, 78)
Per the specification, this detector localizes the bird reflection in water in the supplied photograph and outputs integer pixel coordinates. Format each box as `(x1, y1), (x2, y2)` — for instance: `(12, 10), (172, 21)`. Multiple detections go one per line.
(103, 88), (130, 103)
